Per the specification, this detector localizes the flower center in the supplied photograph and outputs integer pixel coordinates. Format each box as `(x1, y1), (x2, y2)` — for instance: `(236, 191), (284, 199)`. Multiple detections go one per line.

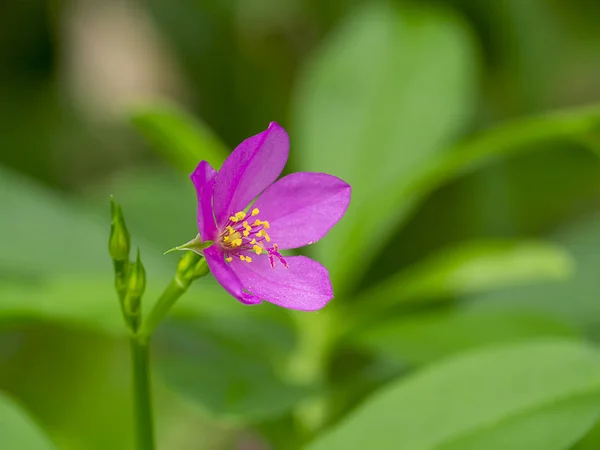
(219, 208), (288, 268)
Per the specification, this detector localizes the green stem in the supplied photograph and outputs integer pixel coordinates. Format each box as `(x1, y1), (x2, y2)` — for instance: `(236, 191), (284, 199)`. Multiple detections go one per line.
(137, 278), (187, 343)
(130, 337), (155, 450)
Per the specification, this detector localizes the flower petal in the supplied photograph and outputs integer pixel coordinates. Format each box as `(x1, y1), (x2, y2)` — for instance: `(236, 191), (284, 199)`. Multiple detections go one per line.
(252, 172), (351, 249)
(230, 255), (333, 311)
(213, 122), (289, 228)
(204, 246), (261, 305)
(191, 161), (217, 241)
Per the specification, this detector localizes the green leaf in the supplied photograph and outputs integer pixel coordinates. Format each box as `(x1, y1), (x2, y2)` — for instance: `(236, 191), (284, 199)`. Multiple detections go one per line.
(346, 105), (600, 292)
(355, 310), (579, 366)
(156, 310), (311, 420)
(129, 102), (228, 172)
(353, 240), (573, 311)
(0, 392), (55, 449)
(307, 339), (600, 450)
(466, 211), (600, 333)
(293, 2), (477, 289)
(436, 393), (600, 450)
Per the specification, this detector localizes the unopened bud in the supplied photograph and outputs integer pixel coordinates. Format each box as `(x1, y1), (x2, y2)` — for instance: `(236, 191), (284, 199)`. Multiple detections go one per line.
(127, 249), (146, 302)
(176, 251), (201, 286)
(124, 249), (146, 331)
(108, 197), (131, 261)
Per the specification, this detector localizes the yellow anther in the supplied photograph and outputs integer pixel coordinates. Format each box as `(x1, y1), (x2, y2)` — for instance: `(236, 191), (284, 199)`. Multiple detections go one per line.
(252, 219), (270, 229)
(250, 239), (257, 245)
(235, 211), (246, 220)
(231, 238), (243, 247)
(229, 216), (238, 223)
(257, 230), (271, 242)
(226, 226), (235, 235)
(253, 245), (263, 255)
(239, 255), (245, 261)
(245, 256), (252, 263)
(243, 230), (250, 237)
(251, 208), (260, 216)
(225, 257), (233, 262)
(223, 236), (230, 243)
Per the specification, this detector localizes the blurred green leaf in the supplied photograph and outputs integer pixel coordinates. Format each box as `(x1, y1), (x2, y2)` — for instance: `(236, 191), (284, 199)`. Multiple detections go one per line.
(293, 2), (477, 290)
(129, 102), (228, 172)
(435, 393), (600, 450)
(349, 105), (600, 292)
(307, 339), (600, 450)
(353, 240), (573, 310)
(0, 166), (111, 277)
(572, 418), (600, 449)
(0, 392), (55, 449)
(466, 211), (600, 334)
(156, 310), (311, 420)
(83, 167), (197, 252)
(355, 310), (579, 366)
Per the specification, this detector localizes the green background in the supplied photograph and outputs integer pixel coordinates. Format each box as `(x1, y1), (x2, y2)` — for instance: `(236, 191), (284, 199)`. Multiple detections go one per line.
(2, 0), (600, 449)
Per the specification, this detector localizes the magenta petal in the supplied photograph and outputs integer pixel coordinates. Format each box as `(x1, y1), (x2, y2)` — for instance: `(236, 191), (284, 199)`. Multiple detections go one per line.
(204, 246), (261, 305)
(191, 161), (217, 241)
(230, 255), (333, 311)
(252, 172), (351, 250)
(212, 122), (289, 227)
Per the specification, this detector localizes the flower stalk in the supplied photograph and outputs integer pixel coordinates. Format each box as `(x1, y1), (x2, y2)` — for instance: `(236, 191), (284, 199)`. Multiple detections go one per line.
(109, 198), (212, 450)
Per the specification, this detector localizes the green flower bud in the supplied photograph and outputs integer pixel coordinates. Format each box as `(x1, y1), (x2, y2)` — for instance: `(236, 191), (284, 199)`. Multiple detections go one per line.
(127, 249), (146, 305)
(192, 257), (209, 280)
(108, 197), (131, 262)
(175, 250), (209, 288)
(176, 250), (201, 286)
(124, 249), (146, 333)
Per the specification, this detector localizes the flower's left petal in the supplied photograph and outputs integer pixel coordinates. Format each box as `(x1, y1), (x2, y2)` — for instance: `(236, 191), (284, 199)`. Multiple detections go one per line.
(213, 122), (289, 227)
(204, 246), (261, 305)
(253, 172), (351, 249)
(190, 161), (217, 241)
(230, 255), (333, 311)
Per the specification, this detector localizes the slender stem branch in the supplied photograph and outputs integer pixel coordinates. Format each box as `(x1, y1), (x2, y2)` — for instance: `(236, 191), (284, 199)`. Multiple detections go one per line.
(137, 278), (187, 343)
(130, 337), (155, 450)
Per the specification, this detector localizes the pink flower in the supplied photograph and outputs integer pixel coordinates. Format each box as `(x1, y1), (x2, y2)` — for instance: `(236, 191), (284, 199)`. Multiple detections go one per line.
(191, 122), (351, 311)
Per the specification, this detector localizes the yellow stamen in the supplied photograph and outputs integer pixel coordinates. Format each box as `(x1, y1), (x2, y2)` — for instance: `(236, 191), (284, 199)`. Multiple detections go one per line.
(257, 230), (271, 242)
(225, 257), (232, 262)
(229, 211), (247, 223)
(242, 221), (252, 237)
(251, 208), (260, 216)
(245, 256), (252, 262)
(250, 239), (257, 245)
(253, 245), (263, 255)
(231, 238), (243, 247)
(226, 226), (235, 235)
(239, 255), (245, 261)
(252, 219), (270, 229)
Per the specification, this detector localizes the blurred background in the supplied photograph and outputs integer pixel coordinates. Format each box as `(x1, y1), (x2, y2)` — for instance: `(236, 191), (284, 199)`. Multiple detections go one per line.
(2, 0), (600, 449)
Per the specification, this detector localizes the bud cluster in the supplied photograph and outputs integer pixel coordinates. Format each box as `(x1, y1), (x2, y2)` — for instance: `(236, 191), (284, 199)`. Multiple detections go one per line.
(109, 197), (146, 332)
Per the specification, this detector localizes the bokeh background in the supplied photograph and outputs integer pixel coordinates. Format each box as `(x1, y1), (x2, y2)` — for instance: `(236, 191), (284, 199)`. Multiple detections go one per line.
(3, 0), (600, 449)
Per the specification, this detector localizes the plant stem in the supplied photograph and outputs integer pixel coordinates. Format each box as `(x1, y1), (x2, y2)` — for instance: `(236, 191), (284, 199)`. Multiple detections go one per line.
(137, 278), (187, 343)
(130, 336), (155, 450)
